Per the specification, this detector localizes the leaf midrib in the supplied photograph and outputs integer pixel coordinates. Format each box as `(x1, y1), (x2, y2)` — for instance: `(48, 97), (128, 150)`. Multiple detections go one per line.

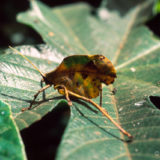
(116, 43), (160, 70)
(54, 9), (90, 54)
(112, 0), (153, 66)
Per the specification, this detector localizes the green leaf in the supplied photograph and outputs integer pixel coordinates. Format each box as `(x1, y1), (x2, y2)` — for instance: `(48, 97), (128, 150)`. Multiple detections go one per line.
(153, 0), (160, 14)
(17, 2), (92, 55)
(1, 0), (160, 160)
(0, 101), (27, 160)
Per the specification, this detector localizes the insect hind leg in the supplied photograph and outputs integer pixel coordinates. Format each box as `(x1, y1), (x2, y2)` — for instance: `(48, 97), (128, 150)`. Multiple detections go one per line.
(54, 85), (72, 106)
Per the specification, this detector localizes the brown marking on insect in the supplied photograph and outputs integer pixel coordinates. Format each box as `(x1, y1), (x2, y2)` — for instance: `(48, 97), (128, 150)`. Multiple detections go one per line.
(76, 82), (80, 87)
(98, 84), (102, 90)
(110, 79), (115, 84)
(93, 82), (97, 87)
(82, 73), (88, 79)
(85, 61), (97, 71)
(92, 78), (97, 82)
(83, 87), (91, 99)
(92, 78), (98, 86)
(69, 72), (75, 80)
(109, 73), (117, 78)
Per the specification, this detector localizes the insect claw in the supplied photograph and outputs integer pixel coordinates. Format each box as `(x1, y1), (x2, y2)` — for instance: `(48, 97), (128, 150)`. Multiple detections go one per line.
(68, 100), (72, 106)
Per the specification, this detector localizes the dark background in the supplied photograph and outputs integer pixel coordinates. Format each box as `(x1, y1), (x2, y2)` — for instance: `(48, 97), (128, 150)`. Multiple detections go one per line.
(0, 0), (160, 160)
(0, 0), (101, 48)
(0, 0), (160, 49)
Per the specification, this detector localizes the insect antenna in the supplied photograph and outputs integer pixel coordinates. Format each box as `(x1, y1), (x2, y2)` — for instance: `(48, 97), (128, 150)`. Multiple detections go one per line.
(9, 46), (46, 79)
(9, 46), (52, 111)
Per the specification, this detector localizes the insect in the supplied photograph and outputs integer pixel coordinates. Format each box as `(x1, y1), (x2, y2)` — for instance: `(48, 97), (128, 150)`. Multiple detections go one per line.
(9, 46), (132, 139)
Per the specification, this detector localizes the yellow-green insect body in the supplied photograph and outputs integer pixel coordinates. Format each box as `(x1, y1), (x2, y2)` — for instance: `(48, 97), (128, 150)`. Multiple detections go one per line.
(44, 55), (116, 98)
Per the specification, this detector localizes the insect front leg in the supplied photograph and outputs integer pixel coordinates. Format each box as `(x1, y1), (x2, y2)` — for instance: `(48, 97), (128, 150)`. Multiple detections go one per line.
(22, 84), (51, 111)
(41, 79), (46, 100)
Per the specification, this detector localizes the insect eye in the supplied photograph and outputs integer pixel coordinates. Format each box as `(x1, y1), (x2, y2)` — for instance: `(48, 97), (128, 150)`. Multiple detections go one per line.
(99, 55), (105, 61)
